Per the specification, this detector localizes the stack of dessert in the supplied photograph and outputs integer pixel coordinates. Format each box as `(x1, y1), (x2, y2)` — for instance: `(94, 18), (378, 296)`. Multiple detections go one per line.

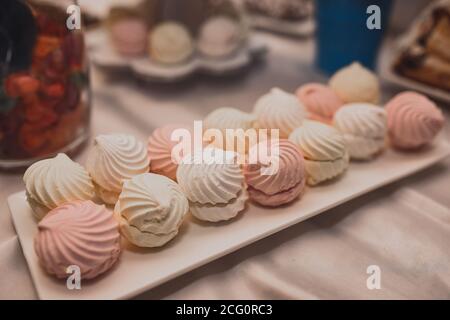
(23, 62), (445, 281)
(106, 0), (247, 65)
(393, 0), (450, 92)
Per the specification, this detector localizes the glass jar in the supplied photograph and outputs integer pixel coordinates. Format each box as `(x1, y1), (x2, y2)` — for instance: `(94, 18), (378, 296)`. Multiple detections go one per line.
(0, 0), (90, 170)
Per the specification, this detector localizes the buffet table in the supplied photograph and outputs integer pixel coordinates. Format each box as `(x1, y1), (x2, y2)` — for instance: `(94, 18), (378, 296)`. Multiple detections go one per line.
(1, 31), (449, 299)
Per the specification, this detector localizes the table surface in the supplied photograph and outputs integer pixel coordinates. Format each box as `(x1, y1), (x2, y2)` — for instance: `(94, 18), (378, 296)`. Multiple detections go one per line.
(1, 30), (449, 299)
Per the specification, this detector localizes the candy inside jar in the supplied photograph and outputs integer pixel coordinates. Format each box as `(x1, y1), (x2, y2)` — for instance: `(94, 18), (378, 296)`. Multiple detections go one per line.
(0, 0), (90, 170)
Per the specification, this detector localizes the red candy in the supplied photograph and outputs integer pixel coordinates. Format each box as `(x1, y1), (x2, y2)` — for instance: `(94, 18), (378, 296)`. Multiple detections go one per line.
(0, 8), (89, 160)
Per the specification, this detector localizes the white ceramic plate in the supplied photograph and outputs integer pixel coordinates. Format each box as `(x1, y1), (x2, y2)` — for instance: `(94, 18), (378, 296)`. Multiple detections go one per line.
(8, 138), (450, 300)
(87, 29), (268, 83)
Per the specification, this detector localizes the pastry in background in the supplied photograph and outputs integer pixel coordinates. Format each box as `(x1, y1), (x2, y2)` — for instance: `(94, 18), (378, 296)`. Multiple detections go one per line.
(148, 124), (192, 181)
(198, 16), (244, 58)
(23, 153), (95, 220)
(329, 62), (380, 104)
(289, 120), (349, 185)
(107, 7), (148, 56)
(244, 0), (313, 21)
(244, 139), (306, 207)
(115, 173), (188, 248)
(296, 83), (343, 124)
(86, 134), (150, 205)
(385, 91), (444, 150)
(204, 107), (257, 153)
(176, 148), (248, 222)
(333, 103), (387, 160)
(34, 201), (121, 279)
(253, 88), (307, 138)
(148, 21), (194, 64)
(393, 3), (450, 92)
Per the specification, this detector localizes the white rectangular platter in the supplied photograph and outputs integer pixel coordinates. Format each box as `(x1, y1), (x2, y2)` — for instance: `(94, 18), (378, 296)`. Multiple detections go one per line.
(8, 138), (450, 300)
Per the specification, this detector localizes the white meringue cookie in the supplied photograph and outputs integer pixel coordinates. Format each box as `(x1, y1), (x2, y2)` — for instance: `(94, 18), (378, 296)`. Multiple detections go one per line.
(23, 153), (95, 220)
(86, 134), (150, 205)
(303, 154), (349, 186)
(205, 107), (256, 132)
(289, 120), (349, 185)
(253, 88), (307, 138)
(334, 103), (387, 160)
(115, 173), (188, 248)
(198, 16), (244, 58)
(204, 107), (257, 153)
(149, 21), (194, 64)
(176, 148), (248, 222)
(329, 62), (380, 104)
(190, 189), (248, 223)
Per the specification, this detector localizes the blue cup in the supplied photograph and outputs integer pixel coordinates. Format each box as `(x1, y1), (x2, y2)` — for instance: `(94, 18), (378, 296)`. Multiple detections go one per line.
(315, 0), (393, 74)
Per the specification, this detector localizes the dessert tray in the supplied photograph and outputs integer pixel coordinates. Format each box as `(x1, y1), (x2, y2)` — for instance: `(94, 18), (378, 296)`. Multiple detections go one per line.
(9, 137), (450, 299)
(87, 29), (268, 82)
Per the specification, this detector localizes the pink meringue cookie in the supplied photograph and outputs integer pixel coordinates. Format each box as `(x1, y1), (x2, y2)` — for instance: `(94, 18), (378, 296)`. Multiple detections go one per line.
(244, 139), (306, 207)
(148, 124), (192, 181)
(385, 91), (445, 150)
(34, 201), (121, 280)
(110, 18), (148, 56)
(296, 83), (343, 124)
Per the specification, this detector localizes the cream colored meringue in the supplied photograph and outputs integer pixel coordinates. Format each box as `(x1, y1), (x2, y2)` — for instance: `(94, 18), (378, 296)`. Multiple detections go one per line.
(334, 103), (387, 160)
(189, 190), (248, 222)
(244, 139), (306, 207)
(329, 62), (380, 104)
(176, 148), (248, 222)
(204, 107), (257, 153)
(86, 134), (150, 205)
(289, 120), (349, 185)
(148, 124), (191, 181)
(198, 16), (243, 58)
(23, 153), (95, 220)
(253, 88), (307, 138)
(385, 91), (445, 150)
(115, 173), (188, 248)
(149, 21), (194, 64)
(34, 200), (121, 279)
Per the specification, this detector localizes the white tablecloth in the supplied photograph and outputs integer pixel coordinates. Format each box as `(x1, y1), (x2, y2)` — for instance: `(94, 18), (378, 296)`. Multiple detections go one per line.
(0, 31), (449, 300)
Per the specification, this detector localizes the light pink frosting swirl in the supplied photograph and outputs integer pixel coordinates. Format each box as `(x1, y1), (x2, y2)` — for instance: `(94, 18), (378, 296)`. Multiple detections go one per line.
(296, 83), (343, 124)
(244, 139), (306, 207)
(34, 201), (121, 280)
(386, 91), (444, 150)
(148, 124), (191, 181)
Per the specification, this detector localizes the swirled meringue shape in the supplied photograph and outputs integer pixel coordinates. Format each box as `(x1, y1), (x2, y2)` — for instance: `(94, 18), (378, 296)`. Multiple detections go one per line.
(190, 189), (248, 222)
(204, 107), (257, 153)
(244, 139), (306, 207)
(34, 201), (121, 279)
(385, 91), (445, 150)
(329, 62), (380, 104)
(86, 134), (150, 205)
(115, 173), (188, 247)
(289, 120), (349, 185)
(334, 103), (387, 160)
(176, 148), (248, 222)
(148, 124), (192, 181)
(24, 153), (95, 220)
(253, 88), (307, 138)
(296, 83), (343, 124)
